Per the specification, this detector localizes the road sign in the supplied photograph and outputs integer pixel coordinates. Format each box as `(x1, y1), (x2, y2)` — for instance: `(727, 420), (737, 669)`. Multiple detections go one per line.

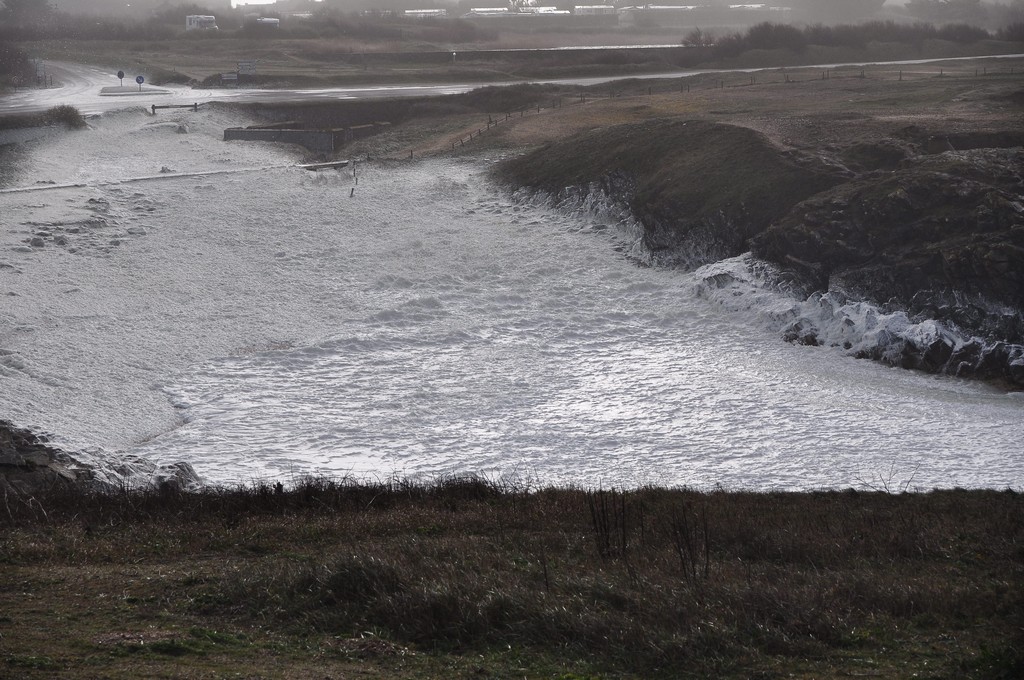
(117, 70), (124, 86)
(136, 75), (144, 92)
(237, 60), (257, 76)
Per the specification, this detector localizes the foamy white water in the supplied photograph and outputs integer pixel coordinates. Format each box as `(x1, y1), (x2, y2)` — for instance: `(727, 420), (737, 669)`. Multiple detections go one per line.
(1, 109), (1022, 490)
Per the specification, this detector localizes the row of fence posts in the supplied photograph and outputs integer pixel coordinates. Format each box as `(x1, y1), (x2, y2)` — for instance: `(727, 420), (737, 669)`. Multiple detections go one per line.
(440, 63), (1018, 156)
(450, 93), (589, 151)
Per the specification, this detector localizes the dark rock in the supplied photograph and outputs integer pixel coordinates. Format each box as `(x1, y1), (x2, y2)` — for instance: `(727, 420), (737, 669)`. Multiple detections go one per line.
(1, 420), (79, 495)
(919, 334), (956, 372)
(782, 318), (820, 346)
(949, 338), (984, 377)
(752, 149), (1024, 342)
(153, 462), (202, 492)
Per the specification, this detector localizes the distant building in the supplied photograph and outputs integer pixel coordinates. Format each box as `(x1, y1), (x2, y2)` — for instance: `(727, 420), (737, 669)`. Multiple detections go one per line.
(403, 9), (450, 18)
(464, 7), (511, 16)
(574, 5), (617, 16)
(185, 15), (219, 31)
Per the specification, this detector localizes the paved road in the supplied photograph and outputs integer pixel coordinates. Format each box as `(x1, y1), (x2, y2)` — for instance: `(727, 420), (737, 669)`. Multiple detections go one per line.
(2, 54), (1021, 117)
(0, 61), (483, 115)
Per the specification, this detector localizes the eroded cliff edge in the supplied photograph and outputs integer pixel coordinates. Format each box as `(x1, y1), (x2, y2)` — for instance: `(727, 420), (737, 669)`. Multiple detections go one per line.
(493, 119), (1024, 387)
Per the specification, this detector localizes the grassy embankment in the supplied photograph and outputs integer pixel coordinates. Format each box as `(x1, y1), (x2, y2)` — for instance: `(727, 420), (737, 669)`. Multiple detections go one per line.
(1, 478), (1022, 679)
(17, 28), (1024, 90)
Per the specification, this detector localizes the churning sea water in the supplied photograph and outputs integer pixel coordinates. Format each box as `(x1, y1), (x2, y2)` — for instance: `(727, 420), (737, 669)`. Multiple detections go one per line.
(127, 157), (1024, 491)
(1, 110), (1020, 491)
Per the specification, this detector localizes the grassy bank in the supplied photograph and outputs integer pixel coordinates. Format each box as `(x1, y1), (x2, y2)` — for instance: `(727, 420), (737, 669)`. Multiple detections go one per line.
(2, 479), (1022, 678)
(492, 118), (841, 258)
(17, 33), (1024, 89)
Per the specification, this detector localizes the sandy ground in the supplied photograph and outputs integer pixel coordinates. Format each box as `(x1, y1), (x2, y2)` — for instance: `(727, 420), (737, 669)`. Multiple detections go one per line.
(362, 59), (1024, 162)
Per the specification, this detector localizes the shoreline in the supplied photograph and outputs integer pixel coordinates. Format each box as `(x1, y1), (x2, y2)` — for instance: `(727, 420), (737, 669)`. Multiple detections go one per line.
(2, 61), (1024, 491)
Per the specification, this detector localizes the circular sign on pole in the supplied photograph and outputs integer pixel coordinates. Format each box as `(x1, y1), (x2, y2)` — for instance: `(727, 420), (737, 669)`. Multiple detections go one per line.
(135, 75), (144, 92)
(117, 70), (124, 86)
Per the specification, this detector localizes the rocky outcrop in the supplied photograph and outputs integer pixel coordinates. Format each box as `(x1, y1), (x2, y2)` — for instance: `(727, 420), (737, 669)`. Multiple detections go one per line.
(495, 119), (844, 268)
(498, 119), (1023, 386)
(1, 420), (203, 496)
(752, 149), (1024, 337)
(0, 420), (79, 495)
(751, 148), (1024, 386)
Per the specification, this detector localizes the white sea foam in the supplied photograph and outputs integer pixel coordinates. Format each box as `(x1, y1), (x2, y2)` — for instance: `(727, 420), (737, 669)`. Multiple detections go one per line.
(1, 110), (1022, 490)
(691, 254), (1023, 375)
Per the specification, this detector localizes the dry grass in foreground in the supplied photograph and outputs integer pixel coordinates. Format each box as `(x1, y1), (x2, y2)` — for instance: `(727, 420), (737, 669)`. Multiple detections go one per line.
(1, 478), (1022, 679)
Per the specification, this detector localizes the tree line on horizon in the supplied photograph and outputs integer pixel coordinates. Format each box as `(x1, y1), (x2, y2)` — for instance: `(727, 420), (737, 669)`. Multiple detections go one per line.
(7, 0), (1024, 25)
(697, 17), (1024, 54)
(0, 0), (1022, 63)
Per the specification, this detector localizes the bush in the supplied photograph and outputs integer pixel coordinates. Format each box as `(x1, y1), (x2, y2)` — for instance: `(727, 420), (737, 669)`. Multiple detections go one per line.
(711, 19), (995, 61)
(997, 21), (1024, 41)
(745, 22), (809, 52)
(937, 22), (991, 42)
(42, 104), (87, 129)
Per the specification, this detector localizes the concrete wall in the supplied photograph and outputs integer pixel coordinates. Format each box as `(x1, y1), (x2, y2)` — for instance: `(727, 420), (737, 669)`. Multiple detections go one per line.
(223, 122), (390, 153)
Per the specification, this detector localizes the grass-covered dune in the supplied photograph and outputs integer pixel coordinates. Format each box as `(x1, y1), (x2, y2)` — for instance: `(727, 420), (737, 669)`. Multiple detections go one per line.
(2, 479), (1022, 678)
(493, 119), (843, 267)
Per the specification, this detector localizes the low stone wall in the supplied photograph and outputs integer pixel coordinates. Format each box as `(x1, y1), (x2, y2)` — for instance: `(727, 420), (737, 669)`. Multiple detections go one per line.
(224, 122), (390, 153)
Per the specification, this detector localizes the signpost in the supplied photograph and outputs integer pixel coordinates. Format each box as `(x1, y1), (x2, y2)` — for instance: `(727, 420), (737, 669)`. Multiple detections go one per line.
(117, 70), (124, 86)
(136, 75), (144, 92)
